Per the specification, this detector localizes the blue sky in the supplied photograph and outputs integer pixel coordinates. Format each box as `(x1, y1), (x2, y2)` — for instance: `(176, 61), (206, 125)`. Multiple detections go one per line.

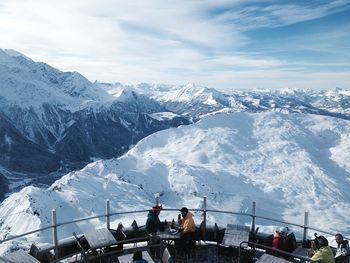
(0, 0), (349, 91)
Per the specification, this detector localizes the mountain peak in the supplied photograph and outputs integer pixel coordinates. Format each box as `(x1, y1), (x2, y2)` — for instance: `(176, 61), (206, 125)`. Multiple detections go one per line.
(2, 49), (31, 60)
(0, 48), (31, 61)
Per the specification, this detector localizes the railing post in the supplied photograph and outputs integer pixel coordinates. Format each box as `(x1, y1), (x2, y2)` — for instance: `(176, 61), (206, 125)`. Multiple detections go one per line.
(51, 209), (58, 259)
(155, 193), (160, 206)
(303, 211), (309, 242)
(106, 200), (110, 230)
(203, 195), (207, 241)
(251, 201), (256, 232)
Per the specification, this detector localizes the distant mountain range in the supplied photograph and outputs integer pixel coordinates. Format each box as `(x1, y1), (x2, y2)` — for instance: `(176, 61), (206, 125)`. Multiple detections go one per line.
(0, 48), (349, 201)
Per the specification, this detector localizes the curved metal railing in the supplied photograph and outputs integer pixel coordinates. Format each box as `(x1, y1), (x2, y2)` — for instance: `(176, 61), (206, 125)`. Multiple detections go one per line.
(0, 196), (348, 260)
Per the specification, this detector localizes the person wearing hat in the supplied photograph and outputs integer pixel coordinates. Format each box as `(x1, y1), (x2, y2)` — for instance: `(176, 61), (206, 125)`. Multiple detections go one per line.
(145, 205), (164, 257)
(145, 205), (164, 234)
(310, 235), (335, 263)
(176, 207), (196, 251)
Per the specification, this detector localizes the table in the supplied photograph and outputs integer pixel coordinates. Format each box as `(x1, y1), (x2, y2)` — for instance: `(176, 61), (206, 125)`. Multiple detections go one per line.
(118, 251), (154, 263)
(157, 229), (180, 241)
(84, 228), (118, 250)
(222, 224), (250, 248)
(292, 247), (311, 262)
(0, 250), (41, 263)
(255, 253), (290, 262)
(157, 228), (181, 246)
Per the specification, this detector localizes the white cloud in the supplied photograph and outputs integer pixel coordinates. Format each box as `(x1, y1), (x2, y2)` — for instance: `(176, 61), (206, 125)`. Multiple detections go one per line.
(0, 0), (349, 90)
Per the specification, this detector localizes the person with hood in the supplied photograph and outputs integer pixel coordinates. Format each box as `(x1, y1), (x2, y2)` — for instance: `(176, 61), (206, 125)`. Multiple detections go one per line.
(310, 235), (335, 263)
(334, 233), (350, 263)
(280, 226), (297, 253)
(145, 205), (164, 234)
(176, 207), (196, 251)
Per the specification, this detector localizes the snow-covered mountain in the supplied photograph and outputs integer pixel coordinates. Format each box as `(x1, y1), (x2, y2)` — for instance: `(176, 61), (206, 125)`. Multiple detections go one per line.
(0, 49), (190, 199)
(2, 48), (350, 202)
(1, 112), (350, 254)
(149, 83), (350, 119)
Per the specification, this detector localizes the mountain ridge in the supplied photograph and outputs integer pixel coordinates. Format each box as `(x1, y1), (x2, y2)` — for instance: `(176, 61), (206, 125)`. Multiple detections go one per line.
(0, 49), (190, 199)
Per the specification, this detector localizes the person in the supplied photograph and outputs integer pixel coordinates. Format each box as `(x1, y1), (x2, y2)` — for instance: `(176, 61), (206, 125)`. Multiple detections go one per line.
(132, 251), (148, 263)
(280, 226), (297, 253)
(334, 233), (350, 263)
(272, 229), (284, 257)
(145, 205), (164, 234)
(176, 207), (196, 251)
(310, 235), (335, 263)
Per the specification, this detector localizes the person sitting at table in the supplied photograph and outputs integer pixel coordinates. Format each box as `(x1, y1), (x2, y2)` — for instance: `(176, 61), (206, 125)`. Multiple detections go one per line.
(145, 205), (164, 234)
(280, 226), (297, 253)
(176, 207), (196, 251)
(334, 233), (350, 263)
(132, 251), (148, 263)
(310, 235), (335, 263)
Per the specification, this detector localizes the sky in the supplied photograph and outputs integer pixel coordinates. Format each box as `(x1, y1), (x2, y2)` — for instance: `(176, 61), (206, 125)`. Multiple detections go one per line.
(0, 0), (350, 91)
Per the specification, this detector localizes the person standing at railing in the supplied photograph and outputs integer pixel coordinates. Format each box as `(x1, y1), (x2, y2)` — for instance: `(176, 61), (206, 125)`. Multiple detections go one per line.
(145, 205), (164, 257)
(146, 205), (164, 234)
(280, 226), (297, 254)
(334, 233), (350, 263)
(272, 229), (283, 256)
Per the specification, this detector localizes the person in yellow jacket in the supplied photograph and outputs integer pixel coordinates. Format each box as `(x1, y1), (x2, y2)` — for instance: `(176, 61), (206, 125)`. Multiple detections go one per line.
(178, 207), (196, 235)
(310, 235), (335, 263)
(176, 207), (196, 251)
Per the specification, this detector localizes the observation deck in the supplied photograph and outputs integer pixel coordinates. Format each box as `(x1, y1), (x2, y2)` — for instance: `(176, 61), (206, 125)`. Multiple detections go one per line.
(0, 196), (347, 263)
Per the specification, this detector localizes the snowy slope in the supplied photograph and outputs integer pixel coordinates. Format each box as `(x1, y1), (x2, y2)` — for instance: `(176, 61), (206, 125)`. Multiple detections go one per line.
(1, 112), (350, 254)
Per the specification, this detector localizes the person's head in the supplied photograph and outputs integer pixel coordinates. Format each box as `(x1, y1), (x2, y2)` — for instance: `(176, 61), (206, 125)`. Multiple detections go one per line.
(151, 205), (162, 215)
(279, 226), (289, 236)
(180, 207), (188, 218)
(274, 229), (280, 237)
(133, 251), (143, 261)
(335, 233), (344, 244)
(314, 235), (328, 249)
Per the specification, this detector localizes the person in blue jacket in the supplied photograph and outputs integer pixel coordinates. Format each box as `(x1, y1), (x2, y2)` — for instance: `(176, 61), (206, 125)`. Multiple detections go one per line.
(132, 251), (148, 263)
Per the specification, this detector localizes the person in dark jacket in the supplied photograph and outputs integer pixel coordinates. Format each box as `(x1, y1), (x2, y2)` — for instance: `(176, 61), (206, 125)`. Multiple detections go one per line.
(280, 226), (297, 253)
(145, 205), (164, 257)
(145, 205), (164, 234)
(334, 233), (350, 263)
